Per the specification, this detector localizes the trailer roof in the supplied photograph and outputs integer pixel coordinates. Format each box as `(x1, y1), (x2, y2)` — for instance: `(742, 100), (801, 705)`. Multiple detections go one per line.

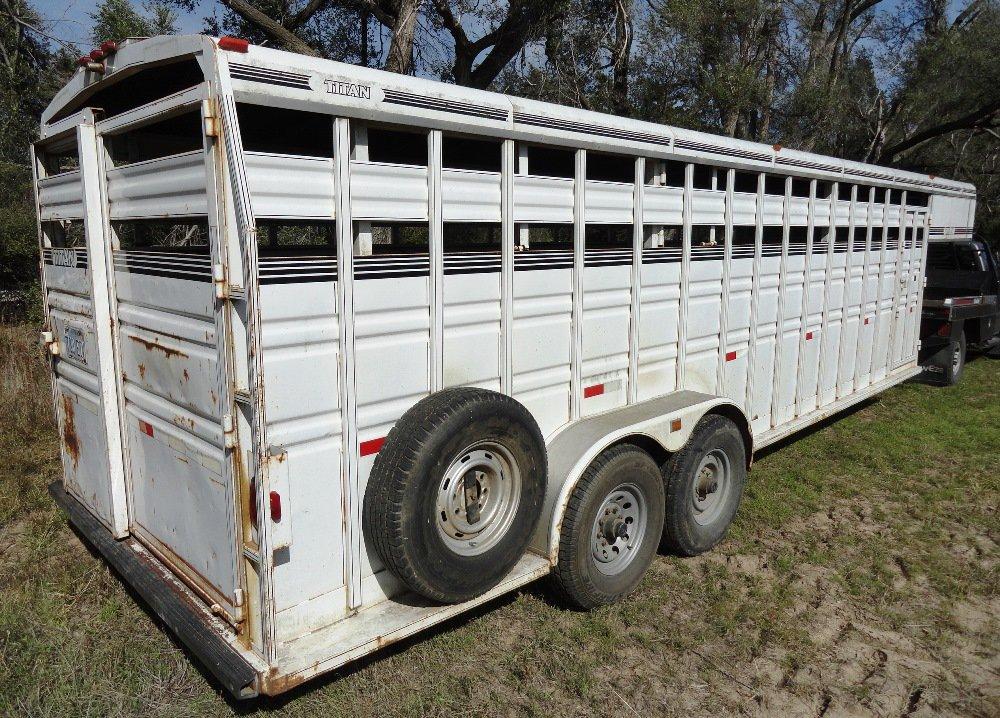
(41, 34), (976, 198)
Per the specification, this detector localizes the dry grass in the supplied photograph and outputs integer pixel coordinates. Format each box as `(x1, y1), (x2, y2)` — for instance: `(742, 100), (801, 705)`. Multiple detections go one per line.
(0, 322), (997, 717)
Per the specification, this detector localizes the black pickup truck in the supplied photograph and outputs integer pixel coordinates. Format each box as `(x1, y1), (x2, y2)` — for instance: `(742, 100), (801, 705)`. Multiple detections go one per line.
(920, 237), (1000, 384)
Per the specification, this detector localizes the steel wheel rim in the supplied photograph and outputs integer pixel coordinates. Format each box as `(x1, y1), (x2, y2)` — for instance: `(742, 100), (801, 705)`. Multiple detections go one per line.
(691, 449), (731, 526)
(436, 441), (521, 556)
(591, 483), (647, 576)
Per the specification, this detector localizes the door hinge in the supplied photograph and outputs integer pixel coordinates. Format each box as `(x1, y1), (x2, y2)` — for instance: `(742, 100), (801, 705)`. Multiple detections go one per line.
(222, 413), (237, 449)
(213, 263), (229, 299)
(202, 99), (220, 137)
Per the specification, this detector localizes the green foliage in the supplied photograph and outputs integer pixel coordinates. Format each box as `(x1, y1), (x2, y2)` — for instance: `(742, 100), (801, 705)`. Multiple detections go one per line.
(90, 0), (178, 43)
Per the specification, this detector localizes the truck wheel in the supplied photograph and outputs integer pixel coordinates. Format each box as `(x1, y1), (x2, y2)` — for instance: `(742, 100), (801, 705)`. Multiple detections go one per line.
(550, 444), (665, 610)
(364, 388), (546, 604)
(939, 330), (966, 386)
(660, 414), (747, 557)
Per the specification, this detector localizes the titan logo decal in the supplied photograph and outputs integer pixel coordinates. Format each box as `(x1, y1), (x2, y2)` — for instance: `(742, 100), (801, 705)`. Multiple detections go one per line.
(52, 248), (78, 268)
(324, 79), (372, 100)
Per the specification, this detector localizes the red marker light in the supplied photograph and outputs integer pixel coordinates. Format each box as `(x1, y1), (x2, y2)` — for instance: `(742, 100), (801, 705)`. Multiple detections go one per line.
(725, 350), (737, 361)
(269, 491), (282, 522)
(806, 331), (814, 340)
(100, 40), (118, 54)
(77, 56), (92, 67)
(218, 36), (250, 52)
(90, 49), (104, 61)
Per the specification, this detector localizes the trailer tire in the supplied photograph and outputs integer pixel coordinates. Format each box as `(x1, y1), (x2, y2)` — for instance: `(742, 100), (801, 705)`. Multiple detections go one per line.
(550, 444), (665, 610)
(363, 388), (546, 604)
(660, 414), (746, 557)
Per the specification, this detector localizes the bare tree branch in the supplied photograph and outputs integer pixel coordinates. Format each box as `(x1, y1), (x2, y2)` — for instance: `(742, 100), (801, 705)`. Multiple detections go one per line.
(880, 100), (1000, 160)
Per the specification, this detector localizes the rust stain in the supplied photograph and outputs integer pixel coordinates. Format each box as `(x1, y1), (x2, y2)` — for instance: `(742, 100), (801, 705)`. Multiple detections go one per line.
(138, 363), (146, 380)
(60, 394), (80, 469)
(182, 369), (190, 382)
(172, 415), (196, 431)
(210, 390), (218, 406)
(129, 334), (188, 359)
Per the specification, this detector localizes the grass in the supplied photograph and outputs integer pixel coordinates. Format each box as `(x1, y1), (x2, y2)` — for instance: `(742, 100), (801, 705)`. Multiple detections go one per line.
(0, 321), (997, 717)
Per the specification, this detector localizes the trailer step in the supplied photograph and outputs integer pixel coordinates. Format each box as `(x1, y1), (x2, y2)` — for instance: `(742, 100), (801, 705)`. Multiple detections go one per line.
(47, 481), (260, 699)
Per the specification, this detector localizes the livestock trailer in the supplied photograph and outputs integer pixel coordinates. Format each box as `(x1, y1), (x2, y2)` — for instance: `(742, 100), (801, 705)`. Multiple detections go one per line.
(34, 35), (977, 698)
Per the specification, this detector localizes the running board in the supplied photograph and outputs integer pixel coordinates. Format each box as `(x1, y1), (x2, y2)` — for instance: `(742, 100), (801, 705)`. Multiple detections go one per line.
(47, 481), (261, 699)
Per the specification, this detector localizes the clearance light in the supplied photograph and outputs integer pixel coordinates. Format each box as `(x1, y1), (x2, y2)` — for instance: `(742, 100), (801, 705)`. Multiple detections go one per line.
(90, 49), (105, 61)
(100, 40), (118, 54)
(77, 56), (91, 67)
(218, 36), (250, 52)
(269, 491), (282, 522)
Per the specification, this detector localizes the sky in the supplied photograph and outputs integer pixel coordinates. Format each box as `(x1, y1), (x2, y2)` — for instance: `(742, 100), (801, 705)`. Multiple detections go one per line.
(33, 0), (215, 49)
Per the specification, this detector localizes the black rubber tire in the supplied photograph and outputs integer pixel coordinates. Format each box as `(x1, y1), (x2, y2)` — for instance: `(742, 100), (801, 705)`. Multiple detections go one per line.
(931, 330), (966, 386)
(550, 444), (665, 610)
(660, 414), (747, 557)
(363, 387), (546, 604)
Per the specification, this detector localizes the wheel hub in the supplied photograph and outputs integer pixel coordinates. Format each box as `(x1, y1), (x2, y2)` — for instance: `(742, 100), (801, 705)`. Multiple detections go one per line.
(591, 484), (647, 575)
(436, 442), (521, 557)
(691, 449), (732, 526)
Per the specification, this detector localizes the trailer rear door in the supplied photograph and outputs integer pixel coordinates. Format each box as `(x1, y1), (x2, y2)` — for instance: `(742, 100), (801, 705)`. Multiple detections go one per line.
(101, 102), (244, 623)
(35, 120), (129, 537)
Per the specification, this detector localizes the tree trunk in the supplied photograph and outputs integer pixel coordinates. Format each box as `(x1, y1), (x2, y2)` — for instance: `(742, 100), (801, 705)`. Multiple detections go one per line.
(383, 0), (421, 75)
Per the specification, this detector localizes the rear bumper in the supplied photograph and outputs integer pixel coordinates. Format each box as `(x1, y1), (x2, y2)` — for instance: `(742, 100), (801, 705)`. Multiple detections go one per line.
(48, 481), (261, 699)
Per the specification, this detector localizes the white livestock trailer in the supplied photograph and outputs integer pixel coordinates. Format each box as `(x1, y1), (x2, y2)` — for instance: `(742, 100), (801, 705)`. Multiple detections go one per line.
(34, 35), (977, 698)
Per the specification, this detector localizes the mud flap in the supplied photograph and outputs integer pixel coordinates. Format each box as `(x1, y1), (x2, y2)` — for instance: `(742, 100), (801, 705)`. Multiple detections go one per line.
(48, 481), (260, 699)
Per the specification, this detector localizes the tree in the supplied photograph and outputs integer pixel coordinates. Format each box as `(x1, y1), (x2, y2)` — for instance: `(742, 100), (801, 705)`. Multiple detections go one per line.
(91, 0), (178, 43)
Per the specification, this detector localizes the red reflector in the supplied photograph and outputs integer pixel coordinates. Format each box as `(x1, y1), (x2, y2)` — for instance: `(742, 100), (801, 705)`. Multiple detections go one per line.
(138, 419), (154, 437)
(670, 418), (682, 432)
(864, 317), (870, 325)
(936, 323), (951, 337)
(360, 437), (386, 456)
(90, 49), (104, 61)
(100, 40), (118, 54)
(269, 491), (282, 522)
(218, 36), (250, 52)
(725, 350), (737, 362)
(583, 383), (605, 398)
(806, 331), (814, 340)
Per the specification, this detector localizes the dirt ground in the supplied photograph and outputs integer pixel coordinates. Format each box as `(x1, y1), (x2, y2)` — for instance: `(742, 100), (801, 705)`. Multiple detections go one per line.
(1, 321), (997, 717)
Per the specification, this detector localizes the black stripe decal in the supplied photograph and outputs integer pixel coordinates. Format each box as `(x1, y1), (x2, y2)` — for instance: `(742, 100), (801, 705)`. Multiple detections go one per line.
(382, 89), (508, 121)
(230, 63), (311, 90)
(514, 112), (671, 147)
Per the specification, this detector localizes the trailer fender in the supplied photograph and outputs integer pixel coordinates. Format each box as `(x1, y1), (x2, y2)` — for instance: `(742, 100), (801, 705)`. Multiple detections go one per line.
(529, 391), (750, 564)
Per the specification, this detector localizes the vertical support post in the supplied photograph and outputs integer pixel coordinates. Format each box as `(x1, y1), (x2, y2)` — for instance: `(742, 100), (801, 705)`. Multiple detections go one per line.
(793, 179), (817, 417)
(333, 117), (362, 611)
(769, 176), (791, 427)
(570, 149), (586, 421)
(677, 162), (694, 390)
(717, 167), (734, 396)
(501, 139), (515, 395)
(428, 129), (444, 392)
(817, 181), (838, 405)
(745, 172), (765, 415)
(836, 183), (857, 399)
(77, 119), (130, 538)
(854, 186), (875, 390)
(628, 156), (644, 404)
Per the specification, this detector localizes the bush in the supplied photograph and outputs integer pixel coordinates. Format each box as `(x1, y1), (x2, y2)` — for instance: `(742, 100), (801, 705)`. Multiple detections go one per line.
(0, 162), (42, 323)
